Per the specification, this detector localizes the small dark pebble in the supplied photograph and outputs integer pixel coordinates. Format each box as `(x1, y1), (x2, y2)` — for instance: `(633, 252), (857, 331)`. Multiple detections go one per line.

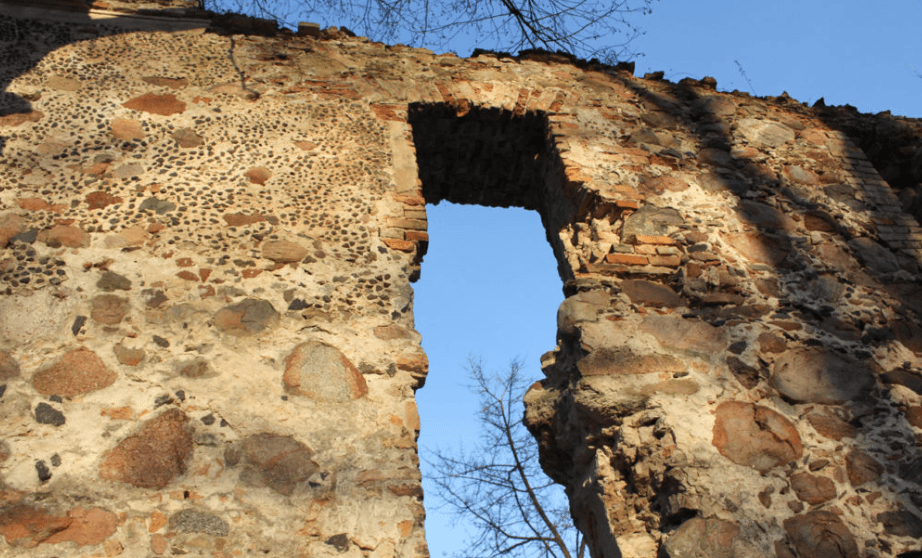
(35, 402), (65, 426)
(72, 315), (87, 336)
(50, 395), (63, 403)
(288, 299), (309, 311)
(0, 384), (6, 398)
(325, 534), (349, 551)
(175, 390), (185, 401)
(153, 335), (170, 347)
(220, 418), (228, 427)
(35, 460), (51, 482)
(51, 453), (61, 467)
(200, 414), (215, 425)
(154, 394), (173, 408)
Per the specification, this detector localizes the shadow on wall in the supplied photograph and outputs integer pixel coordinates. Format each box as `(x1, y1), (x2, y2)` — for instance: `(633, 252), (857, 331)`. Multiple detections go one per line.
(0, 0), (210, 154)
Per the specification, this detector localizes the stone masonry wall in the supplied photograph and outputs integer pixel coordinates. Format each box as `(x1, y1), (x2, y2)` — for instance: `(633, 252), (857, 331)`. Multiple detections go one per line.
(1, 2), (921, 557)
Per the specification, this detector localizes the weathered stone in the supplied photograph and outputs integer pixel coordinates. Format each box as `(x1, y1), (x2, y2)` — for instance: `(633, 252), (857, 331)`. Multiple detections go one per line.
(621, 206), (684, 244)
(245, 166), (272, 184)
(110, 117), (145, 140)
(736, 118), (795, 148)
(91, 294), (129, 325)
(85, 190), (124, 210)
(138, 197), (176, 214)
(698, 147), (734, 168)
(877, 510), (922, 538)
(620, 279), (682, 308)
(782, 511), (858, 558)
(848, 237), (900, 274)
(97, 271), (132, 291)
(37, 224), (89, 248)
(790, 472), (836, 504)
(170, 127), (202, 147)
(169, 509), (228, 536)
(33, 348), (117, 397)
(178, 358), (212, 379)
(100, 408), (193, 489)
(576, 347), (684, 376)
(262, 240), (308, 263)
(640, 175), (688, 194)
(771, 348), (874, 404)
(726, 356), (760, 389)
(213, 298), (279, 336)
(806, 413), (857, 441)
(735, 200), (797, 233)
(223, 212), (266, 226)
(881, 368), (922, 395)
(712, 401), (802, 472)
(283, 341), (368, 401)
(226, 433), (319, 495)
(373, 324), (416, 340)
(722, 231), (790, 267)
(845, 450), (883, 487)
(758, 332), (787, 354)
(122, 92), (186, 116)
(663, 518), (740, 558)
(113, 343), (145, 366)
(638, 315), (727, 356)
(0, 351), (20, 380)
(783, 165), (819, 185)
(0, 504), (117, 547)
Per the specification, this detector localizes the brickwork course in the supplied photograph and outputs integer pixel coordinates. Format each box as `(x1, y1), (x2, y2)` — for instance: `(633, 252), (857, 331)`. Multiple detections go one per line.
(1, 1), (922, 557)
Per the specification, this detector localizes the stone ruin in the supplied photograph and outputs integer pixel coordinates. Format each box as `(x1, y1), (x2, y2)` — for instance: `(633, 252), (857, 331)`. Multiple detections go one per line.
(1, 1), (922, 557)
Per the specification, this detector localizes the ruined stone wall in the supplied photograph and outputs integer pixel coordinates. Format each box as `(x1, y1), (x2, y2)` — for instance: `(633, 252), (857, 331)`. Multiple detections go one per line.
(1, 2), (921, 558)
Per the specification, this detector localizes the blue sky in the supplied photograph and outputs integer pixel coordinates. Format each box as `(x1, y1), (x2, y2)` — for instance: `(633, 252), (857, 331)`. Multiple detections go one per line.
(413, 1), (921, 556)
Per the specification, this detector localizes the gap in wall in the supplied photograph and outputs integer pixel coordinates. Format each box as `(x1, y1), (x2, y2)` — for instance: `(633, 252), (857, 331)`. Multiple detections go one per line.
(414, 202), (563, 557)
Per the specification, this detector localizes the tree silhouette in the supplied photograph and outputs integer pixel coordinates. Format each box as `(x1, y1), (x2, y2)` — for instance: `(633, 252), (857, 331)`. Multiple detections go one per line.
(426, 358), (584, 558)
(198, 0), (656, 62)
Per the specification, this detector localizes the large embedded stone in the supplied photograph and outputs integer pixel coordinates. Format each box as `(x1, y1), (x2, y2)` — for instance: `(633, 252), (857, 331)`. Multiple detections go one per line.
(0, 351), (20, 380)
(621, 206), (683, 244)
(225, 433), (319, 496)
(100, 408), (193, 489)
(110, 117), (145, 140)
(806, 413), (856, 441)
(620, 279), (682, 308)
(576, 347), (684, 376)
(37, 224), (89, 248)
(735, 200), (797, 233)
(213, 298), (279, 336)
(782, 511), (858, 558)
(722, 232), (790, 267)
(122, 92), (186, 116)
(33, 348), (117, 398)
(663, 517), (740, 558)
(0, 289), (77, 344)
(771, 348), (874, 404)
(877, 510), (922, 538)
(0, 504), (117, 547)
(283, 341), (367, 401)
(90, 294), (129, 325)
(712, 401), (802, 472)
(638, 315), (727, 356)
(847, 237), (900, 274)
(736, 118), (795, 148)
(845, 450), (883, 487)
(262, 240), (308, 263)
(790, 472), (836, 504)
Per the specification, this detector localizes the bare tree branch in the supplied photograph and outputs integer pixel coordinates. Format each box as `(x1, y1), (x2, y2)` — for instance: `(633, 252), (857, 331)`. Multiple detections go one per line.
(425, 358), (580, 558)
(199, 0), (657, 62)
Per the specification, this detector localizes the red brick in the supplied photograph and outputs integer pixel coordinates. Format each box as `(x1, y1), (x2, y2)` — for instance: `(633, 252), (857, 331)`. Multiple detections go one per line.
(383, 239), (416, 252)
(605, 253), (649, 266)
(633, 234), (674, 245)
(405, 231), (429, 242)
